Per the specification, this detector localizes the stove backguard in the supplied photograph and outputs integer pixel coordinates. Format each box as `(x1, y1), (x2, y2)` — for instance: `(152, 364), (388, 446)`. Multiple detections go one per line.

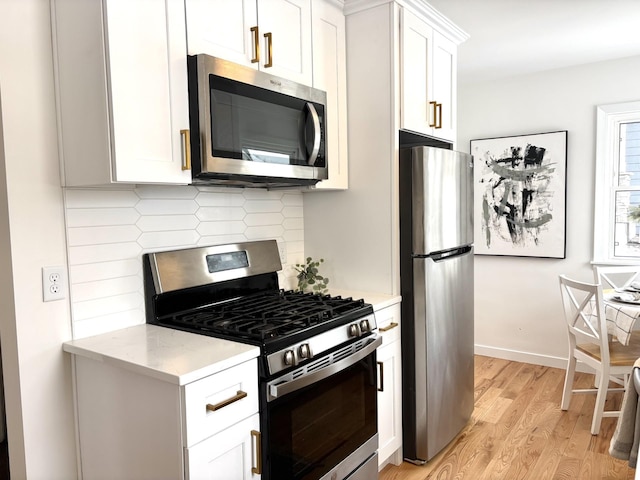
(143, 240), (282, 321)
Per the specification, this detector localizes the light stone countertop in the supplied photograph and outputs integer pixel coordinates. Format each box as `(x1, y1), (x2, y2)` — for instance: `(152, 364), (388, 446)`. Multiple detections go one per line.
(62, 292), (399, 386)
(63, 324), (260, 386)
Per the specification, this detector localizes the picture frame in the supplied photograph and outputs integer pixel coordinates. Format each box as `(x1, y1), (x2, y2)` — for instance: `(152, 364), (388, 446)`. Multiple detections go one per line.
(470, 130), (568, 258)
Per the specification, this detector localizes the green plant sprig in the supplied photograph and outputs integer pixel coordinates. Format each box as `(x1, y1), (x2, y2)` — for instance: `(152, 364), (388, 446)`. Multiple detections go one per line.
(294, 257), (329, 294)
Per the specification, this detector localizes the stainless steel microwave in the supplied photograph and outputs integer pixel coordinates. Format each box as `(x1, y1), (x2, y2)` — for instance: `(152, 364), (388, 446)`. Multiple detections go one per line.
(187, 54), (328, 187)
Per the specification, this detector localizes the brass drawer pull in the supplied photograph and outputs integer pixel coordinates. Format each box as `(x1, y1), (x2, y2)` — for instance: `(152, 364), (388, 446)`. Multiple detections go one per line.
(379, 322), (398, 332)
(206, 390), (247, 412)
(180, 129), (191, 171)
(251, 26), (260, 63)
(251, 430), (262, 474)
(435, 102), (443, 129)
(263, 32), (273, 68)
(429, 100), (438, 127)
(377, 361), (384, 392)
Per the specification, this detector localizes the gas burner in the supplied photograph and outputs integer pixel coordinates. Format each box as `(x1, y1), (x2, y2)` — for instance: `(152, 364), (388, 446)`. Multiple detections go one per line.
(164, 289), (369, 342)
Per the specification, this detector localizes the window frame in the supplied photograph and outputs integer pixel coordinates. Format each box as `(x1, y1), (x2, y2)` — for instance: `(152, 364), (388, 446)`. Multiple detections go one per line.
(593, 100), (640, 264)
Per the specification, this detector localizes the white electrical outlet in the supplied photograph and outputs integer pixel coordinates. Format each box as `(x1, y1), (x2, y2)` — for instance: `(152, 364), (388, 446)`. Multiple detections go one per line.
(42, 266), (66, 302)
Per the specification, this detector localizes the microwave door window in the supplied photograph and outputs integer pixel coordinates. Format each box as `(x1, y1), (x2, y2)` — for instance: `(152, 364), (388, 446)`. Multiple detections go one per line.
(209, 90), (237, 159)
(210, 85), (307, 166)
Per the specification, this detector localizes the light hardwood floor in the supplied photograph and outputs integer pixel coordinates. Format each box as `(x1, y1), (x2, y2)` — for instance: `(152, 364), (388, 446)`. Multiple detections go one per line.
(379, 355), (635, 480)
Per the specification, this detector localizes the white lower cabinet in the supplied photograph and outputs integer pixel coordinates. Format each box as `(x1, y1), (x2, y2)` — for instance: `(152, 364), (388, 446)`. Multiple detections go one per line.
(185, 413), (261, 480)
(71, 354), (260, 479)
(376, 303), (403, 469)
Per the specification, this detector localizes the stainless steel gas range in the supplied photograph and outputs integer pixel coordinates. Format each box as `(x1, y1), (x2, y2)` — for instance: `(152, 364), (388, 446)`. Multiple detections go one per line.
(143, 240), (380, 480)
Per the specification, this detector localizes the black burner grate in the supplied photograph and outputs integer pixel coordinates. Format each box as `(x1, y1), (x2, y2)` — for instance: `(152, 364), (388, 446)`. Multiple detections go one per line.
(165, 290), (367, 342)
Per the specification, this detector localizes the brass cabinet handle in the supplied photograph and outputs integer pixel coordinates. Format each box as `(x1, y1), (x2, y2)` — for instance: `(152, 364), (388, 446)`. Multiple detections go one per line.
(435, 102), (443, 129)
(379, 322), (398, 332)
(180, 129), (191, 171)
(263, 32), (273, 68)
(429, 100), (438, 128)
(251, 430), (262, 474)
(205, 390), (247, 412)
(250, 26), (260, 63)
(377, 361), (384, 392)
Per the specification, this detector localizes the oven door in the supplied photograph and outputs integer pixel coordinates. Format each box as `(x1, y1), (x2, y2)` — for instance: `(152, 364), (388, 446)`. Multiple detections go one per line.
(264, 335), (381, 480)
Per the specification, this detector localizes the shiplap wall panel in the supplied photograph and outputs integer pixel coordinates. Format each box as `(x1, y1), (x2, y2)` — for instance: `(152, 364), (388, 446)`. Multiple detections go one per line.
(65, 185), (304, 339)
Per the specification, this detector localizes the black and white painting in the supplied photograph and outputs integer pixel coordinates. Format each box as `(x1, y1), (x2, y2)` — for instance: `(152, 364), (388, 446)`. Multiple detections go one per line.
(471, 131), (567, 258)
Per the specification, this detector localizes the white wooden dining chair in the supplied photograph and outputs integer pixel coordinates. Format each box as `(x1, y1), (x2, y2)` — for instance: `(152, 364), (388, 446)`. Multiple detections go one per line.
(558, 274), (640, 435)
(594, 265), (640, 291)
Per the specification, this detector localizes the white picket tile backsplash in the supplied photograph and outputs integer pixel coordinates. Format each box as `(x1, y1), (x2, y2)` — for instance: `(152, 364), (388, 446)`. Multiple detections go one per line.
(64, 185), (305, 339)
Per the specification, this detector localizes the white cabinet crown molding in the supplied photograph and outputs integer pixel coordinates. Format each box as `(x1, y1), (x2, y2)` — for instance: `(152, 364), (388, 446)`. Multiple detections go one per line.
(325, 0), (346, 9)
(343, 0), (469, 44)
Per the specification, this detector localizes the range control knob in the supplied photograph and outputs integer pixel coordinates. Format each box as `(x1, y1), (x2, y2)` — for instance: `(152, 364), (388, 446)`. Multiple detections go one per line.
(283, 349), (295, 366)
(360, 319), (371, 333)
(348, 323), (361, 338)
(298, 343), (312, 360)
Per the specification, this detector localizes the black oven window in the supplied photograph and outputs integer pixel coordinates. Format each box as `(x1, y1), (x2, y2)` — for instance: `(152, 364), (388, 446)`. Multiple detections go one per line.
(267, 356), (377, 480)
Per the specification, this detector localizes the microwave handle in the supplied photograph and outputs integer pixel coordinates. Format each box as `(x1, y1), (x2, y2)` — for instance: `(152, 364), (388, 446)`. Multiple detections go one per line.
(305, 102), (321, 166)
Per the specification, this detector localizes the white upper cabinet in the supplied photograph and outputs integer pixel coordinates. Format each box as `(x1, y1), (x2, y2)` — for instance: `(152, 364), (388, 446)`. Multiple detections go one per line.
(431, 32), (457, 140)
(52, 0), (192, 186)
(401, 8), (457, 142)
(184, 0), (258, 67)
(309, 0), (349, 190)
(185, 0), (313, 85)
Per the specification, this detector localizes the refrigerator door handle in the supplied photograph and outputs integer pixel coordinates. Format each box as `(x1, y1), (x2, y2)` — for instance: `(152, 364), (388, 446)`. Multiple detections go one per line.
(413, 245), (473, 262)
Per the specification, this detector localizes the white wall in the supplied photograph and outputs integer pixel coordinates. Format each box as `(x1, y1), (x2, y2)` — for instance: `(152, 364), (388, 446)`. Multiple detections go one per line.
(0, 0), (77, 478)
(305, 3), (399, 296)
(458, 54), (640, 367)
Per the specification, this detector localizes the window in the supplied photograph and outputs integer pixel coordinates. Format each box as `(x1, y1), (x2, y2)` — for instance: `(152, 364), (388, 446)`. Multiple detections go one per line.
(594, 101), (640, 263)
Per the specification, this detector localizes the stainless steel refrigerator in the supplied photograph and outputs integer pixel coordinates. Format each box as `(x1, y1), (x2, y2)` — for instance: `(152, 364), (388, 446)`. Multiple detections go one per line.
(399, 145), (475, 464)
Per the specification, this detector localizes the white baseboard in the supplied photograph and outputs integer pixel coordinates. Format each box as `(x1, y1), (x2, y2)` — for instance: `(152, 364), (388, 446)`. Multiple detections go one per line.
(474, 344), (593, 373)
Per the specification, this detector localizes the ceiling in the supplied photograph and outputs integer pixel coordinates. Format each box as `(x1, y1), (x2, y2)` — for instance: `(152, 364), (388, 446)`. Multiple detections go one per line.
(426, 0), (640, 84)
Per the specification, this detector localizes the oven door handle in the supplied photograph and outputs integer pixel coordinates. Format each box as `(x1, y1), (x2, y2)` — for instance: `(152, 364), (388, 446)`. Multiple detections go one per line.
(268, 335), (382, 401)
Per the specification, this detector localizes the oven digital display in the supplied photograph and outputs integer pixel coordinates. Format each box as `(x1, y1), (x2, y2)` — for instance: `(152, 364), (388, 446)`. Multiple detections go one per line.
(206, 251), (249, 273)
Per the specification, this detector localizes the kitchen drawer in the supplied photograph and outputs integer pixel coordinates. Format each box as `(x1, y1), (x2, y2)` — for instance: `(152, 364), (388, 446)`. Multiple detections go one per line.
(183, 358), (259, 447)
(376, 303), (401, 345)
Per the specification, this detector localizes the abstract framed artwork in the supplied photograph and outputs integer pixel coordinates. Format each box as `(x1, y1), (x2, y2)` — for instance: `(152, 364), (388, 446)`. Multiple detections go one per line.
(471, 130), (568, 258)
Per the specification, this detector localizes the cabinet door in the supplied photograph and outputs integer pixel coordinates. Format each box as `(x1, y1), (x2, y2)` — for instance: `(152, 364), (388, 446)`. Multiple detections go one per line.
(309, 0), (348, 190)
(185, 0), (311, 84)
(376, 304), (402, 468)
(401, 9), (457, 142)
(432, 31), (457, 142)
(185, 413), (262, 479)
(257, 0), (312, 85)
(377, 339), (402, 469)
(104, 0), (191, 183)
(401, 8), (433, 136)
(185, 0), (259, 67)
